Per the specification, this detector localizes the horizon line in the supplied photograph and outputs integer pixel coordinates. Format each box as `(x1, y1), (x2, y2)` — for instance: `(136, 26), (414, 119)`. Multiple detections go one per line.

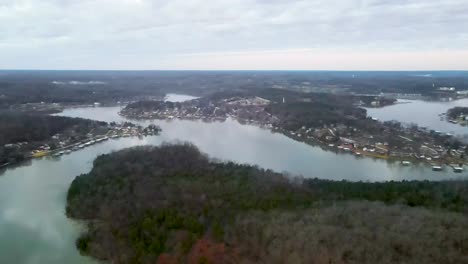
(2, 69), (468, 72)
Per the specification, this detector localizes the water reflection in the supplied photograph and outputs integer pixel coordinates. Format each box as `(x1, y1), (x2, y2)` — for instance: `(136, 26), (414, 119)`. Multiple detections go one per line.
(0, 138), (150, 264)
(1, 97), (467, 263)
(57, 106), (466, 182)
(366, 98), (468, 137)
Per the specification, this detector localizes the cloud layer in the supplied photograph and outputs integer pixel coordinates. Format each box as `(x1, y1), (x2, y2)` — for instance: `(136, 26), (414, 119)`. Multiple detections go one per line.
(1, 0), (467, 70)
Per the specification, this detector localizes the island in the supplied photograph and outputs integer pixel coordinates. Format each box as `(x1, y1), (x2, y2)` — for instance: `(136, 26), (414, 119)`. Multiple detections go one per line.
(67, 143), (468, 264)
(120, 89), (467, 169)
(445, 107), (468, 126)
(0, 112), (161, 168)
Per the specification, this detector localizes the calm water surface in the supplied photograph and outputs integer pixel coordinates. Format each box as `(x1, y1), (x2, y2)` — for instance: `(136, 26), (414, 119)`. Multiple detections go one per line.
(58, 106), (466, 182)
(1, 97), (467, 263)
(366, 98), (468, 137)
(0, 138), (148, 264)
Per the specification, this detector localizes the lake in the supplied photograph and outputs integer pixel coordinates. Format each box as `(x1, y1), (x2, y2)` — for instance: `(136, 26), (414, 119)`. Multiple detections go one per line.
(58, 105), (466, 182)
(1, 97), (467, 263)
(366, 98), (468, 138)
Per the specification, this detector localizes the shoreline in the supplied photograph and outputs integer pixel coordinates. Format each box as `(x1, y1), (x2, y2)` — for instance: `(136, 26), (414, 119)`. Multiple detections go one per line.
(119, 111), (466, 172)
(0, 122), (160, 171)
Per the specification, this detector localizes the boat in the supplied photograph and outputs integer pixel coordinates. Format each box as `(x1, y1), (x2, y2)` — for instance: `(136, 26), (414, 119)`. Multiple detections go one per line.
(432, 166), (443, 171)
(401, 161), (411, 166)
(64, 150), (72, 154)
(453, 167), (464, 173)
(32, 151), (48, 158)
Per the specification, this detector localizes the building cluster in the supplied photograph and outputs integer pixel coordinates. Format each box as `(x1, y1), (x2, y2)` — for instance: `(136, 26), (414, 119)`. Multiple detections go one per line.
(121, 96), (467, 171)
(280, 123), (466, 171)
(4, 123), (160, 163)
(121, 96), (277, 124)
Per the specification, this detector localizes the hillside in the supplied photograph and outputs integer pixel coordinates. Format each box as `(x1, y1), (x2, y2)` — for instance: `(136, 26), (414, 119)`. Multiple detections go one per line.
(67, 143), (468, 264)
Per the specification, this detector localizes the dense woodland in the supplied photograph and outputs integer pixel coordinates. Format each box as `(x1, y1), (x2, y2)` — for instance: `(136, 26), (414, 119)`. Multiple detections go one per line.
(125, 100), (180, 112)
(265, 100), (367, 132)
(0, 79), (157, 107)
(67, 144), (468, 264)
(0, 113), (105, 146)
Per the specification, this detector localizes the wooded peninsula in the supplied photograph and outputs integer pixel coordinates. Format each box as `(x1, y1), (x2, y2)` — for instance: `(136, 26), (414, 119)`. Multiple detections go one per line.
(67, 143), (468, 264)
(0, 112), (161, 168)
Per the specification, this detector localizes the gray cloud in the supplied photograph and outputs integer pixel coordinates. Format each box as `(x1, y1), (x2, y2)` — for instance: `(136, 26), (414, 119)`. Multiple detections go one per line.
(0, 0), (467, 69)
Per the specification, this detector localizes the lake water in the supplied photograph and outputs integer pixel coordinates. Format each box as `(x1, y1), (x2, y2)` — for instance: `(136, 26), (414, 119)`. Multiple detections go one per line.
(164, 93), (198, 102)
(366, 98), (468, 138)
(1, 96), (468, 263)
(57, 106), (465, 182)
(0, 138), (147, 264)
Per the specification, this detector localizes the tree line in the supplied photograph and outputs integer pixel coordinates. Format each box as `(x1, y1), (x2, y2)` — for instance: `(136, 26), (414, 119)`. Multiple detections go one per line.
(0, 112), (106, 165)
(67, 143), (468, 264)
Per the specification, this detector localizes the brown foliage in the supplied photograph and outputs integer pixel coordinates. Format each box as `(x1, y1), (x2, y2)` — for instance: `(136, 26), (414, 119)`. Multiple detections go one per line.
(227, 201), (468, 264)
(187, 238), (239, 264)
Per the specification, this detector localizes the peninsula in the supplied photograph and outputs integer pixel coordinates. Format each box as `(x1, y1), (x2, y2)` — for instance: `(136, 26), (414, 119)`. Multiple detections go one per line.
(0, 112), (161, 168)
(120, 89), (467, 169)
(67, 143), (468, 264)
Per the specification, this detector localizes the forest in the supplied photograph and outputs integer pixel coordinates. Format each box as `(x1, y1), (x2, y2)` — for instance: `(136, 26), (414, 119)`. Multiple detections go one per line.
(67, 143), (468, 264)
(0, 113), (106, 146)
(125, 100), (180, 112)
(264, 98), (368, 131)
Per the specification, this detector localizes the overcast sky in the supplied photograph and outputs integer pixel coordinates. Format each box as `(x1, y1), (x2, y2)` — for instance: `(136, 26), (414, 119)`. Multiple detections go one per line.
(1, 0), (467, 70)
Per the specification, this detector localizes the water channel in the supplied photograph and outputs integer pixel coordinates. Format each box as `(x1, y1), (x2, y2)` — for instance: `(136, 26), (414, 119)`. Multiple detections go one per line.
(1, 96), (467, 263)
